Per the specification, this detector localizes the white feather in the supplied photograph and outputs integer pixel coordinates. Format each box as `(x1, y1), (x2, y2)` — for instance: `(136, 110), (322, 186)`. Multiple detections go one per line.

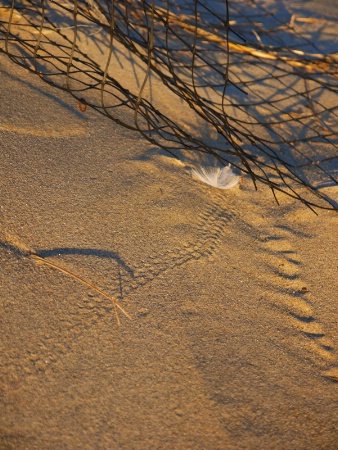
(192, 165), (240, 190)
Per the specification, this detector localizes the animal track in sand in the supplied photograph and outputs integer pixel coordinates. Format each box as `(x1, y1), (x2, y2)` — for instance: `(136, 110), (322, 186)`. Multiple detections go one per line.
(239, 204), (338, 383)
(1, 192), (237, 377)
(98, 198), (236, 300)
(2, 190), (337, 383)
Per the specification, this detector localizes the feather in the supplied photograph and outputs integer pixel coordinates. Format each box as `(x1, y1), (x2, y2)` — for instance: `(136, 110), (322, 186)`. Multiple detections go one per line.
(192, 165), (240, 189)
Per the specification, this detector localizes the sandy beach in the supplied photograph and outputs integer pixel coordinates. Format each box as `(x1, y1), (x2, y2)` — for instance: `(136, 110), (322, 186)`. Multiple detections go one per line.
(1, 2), (338, 448)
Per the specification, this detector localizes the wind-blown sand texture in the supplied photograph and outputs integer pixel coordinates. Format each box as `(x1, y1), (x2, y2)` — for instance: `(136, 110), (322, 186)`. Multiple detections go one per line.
(1, 2), (338, 449)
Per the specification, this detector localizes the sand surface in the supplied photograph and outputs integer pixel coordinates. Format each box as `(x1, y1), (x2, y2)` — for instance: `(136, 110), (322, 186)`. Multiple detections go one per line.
(1, 10), (338, 449)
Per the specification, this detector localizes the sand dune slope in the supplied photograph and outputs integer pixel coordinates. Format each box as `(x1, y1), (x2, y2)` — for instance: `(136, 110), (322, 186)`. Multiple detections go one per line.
(1, 54), (338, 449)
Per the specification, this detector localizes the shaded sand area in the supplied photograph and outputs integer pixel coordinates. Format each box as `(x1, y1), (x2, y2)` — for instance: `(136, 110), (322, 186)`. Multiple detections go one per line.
(1, 49), (338, 450)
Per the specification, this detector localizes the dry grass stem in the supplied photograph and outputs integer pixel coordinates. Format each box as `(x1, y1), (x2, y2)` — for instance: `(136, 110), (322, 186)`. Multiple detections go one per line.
(1, 232), (130, 325)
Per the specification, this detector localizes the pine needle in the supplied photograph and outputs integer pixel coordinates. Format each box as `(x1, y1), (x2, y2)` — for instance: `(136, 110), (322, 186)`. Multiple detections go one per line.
(30, 254), (131, 325)
(1, 232), (130, 325)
